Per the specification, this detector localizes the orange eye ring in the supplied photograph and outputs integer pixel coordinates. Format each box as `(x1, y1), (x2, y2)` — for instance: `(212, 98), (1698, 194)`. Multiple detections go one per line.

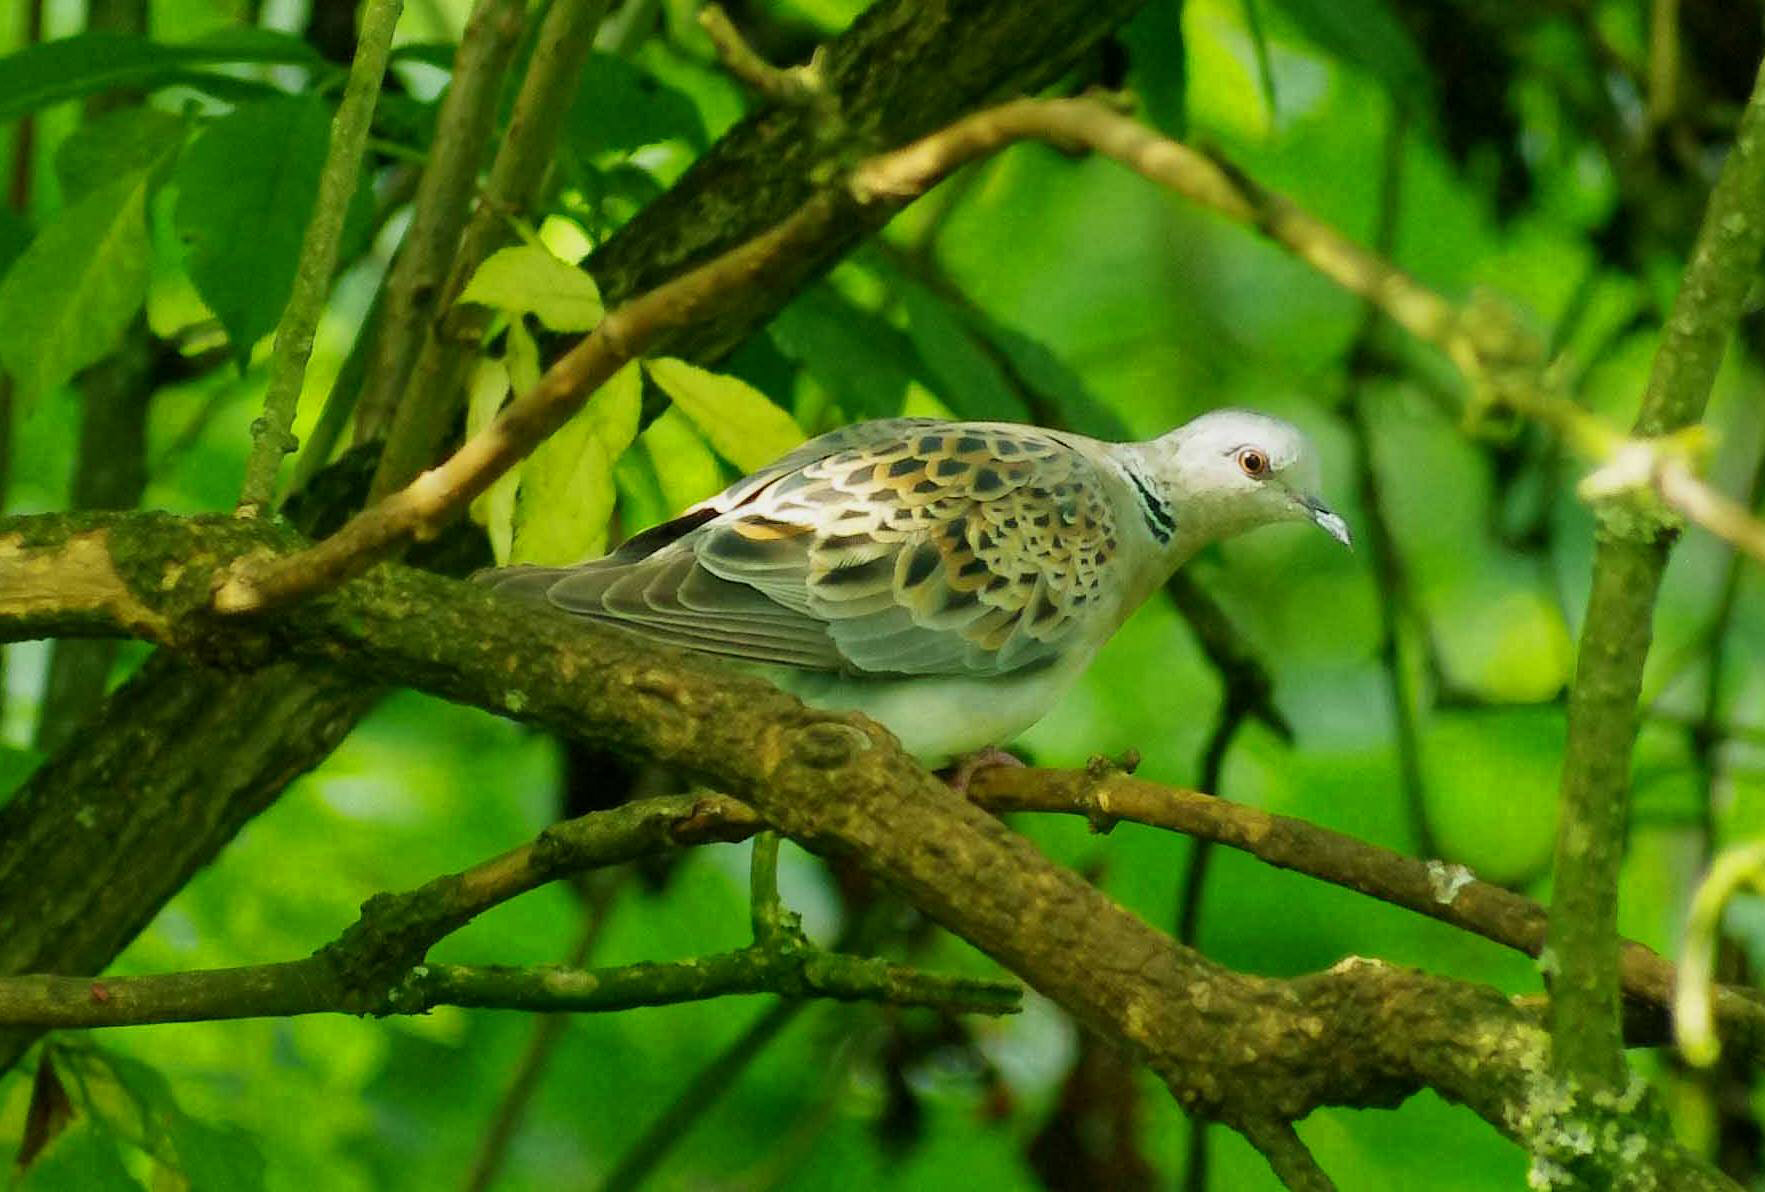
(1237, 448), (1268, 478)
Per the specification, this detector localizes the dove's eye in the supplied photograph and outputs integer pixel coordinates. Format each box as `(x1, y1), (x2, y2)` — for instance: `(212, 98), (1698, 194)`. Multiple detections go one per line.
(1237, 448), (1269, 478)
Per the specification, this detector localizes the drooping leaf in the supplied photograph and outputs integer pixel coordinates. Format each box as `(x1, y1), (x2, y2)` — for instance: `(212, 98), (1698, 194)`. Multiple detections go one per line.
(642, 357), (804, 473)
(18, 1054), (75, 1172)
(0, 169), (152, 407)
(56, 107), (187, 205)
(641, 406), (725, 513)
(14, 1122), (139, 1191)
(172, 95), (333, 362)
(510, 359), (642, 564)
(1267, 0), (1430, 103)
(458, 244), (604, 333)
(770, 284), (915, 419)
(46, 1045), (265, 1192)
(565, 53), (707, 159)
(0, 30), (324, 122)
(897, 282), (1030, 423)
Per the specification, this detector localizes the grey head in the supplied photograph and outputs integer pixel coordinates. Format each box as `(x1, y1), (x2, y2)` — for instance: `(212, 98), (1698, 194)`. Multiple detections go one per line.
(1127, 408), (1352, 550)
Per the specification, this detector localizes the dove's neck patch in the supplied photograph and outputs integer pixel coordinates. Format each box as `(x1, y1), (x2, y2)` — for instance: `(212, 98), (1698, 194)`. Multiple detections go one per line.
(1120, 459), (1176, 545)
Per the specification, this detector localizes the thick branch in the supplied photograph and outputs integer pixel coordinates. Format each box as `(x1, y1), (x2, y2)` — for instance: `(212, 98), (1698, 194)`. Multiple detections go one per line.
(0, 510), (1746, 1177)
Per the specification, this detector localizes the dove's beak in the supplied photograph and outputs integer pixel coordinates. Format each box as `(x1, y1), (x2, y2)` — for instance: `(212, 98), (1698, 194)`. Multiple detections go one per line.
(1301, 495), (1353, 548)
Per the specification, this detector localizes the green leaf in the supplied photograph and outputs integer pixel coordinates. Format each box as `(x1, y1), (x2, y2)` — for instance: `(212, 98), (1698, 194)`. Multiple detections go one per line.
(642, 357), (804, 473)
(173, 95), (334, 362)
(56, 107), (187, 205)
(1267, 0), (1430, 103)
(49, 1045), (263, 1192)
(458, 245), (605, 333)
(565, 53), (707, 158)
(0, 743), (46, 805)
(1121, 0), (1188, 137)
(15, 1122), (139, 1191)
(465, 359), (518, 565)
(641, 406), (725, 513)
(0, 207), (30, 278)
(510, 360), (642, 564)
(0, 169), (151, 407)
(0, 31), (324, 122)
(770, 284), (916, 419)
(897, 282), (1030, 423)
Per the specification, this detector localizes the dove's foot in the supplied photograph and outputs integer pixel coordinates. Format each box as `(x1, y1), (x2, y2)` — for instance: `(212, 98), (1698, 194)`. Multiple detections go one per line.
(940, 746), (1025, 795)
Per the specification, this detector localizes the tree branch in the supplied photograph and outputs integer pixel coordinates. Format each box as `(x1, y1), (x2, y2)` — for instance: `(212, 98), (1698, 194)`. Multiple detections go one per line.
(1546, 52), (1765, 1101)
(0, 509), (1744, 1184)
(0, 948), (1018, 1029)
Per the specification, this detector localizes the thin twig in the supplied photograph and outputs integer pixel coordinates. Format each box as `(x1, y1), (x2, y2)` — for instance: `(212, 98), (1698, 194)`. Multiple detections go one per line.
(0, 948), (1020, 1029)
(460, 879), (617, 1192)
(1240, 1118), (1336, 1192)
(236, 0), (404, 515)
(598, 1000), (803, 1192)
(964, 766), (1765, 1057)
(698, 4), (826, 106)
(1344, 106), (1441, 860)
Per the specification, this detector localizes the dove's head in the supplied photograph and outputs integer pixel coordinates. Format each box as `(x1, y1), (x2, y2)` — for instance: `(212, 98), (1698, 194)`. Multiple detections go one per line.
(1143, 409), (1351, 549)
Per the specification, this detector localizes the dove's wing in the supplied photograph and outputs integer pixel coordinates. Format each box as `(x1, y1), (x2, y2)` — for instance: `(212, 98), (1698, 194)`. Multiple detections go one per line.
(484, 420), (1127, 678)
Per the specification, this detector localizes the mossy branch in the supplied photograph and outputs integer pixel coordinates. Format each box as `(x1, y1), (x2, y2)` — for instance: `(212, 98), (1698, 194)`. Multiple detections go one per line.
(1546, 51), (1765, 1101)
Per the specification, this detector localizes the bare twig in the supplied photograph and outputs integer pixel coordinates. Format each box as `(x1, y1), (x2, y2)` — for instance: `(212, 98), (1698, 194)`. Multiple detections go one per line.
(0, 947), (1020, 1029)
(236, 0), (404, 515)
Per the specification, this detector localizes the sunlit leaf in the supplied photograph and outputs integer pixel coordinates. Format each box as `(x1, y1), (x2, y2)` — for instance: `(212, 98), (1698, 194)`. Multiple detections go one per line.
(510, 360), (641, 564)
(173, 95), (334, 362)
(55, 107), (186, 205)
(0, 169), (151, 407)
(0, 30), (324, 121)
(642, 357), (804, 473)
(458, 244), (605, 333)
(641, 406), (725, 513)
(465, 359), (517, 565)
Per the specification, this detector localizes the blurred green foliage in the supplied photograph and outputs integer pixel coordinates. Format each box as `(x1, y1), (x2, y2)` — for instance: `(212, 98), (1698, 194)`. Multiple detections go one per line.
(2, 0), (1763, 1187)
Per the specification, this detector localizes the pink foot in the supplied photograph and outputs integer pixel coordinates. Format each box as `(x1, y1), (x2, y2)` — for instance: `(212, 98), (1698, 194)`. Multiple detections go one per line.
(940, 746), (1025, 795)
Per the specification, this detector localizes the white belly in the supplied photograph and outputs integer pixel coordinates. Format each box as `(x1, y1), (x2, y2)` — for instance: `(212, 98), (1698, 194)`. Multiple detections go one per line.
(771, 656), (1089, 767)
